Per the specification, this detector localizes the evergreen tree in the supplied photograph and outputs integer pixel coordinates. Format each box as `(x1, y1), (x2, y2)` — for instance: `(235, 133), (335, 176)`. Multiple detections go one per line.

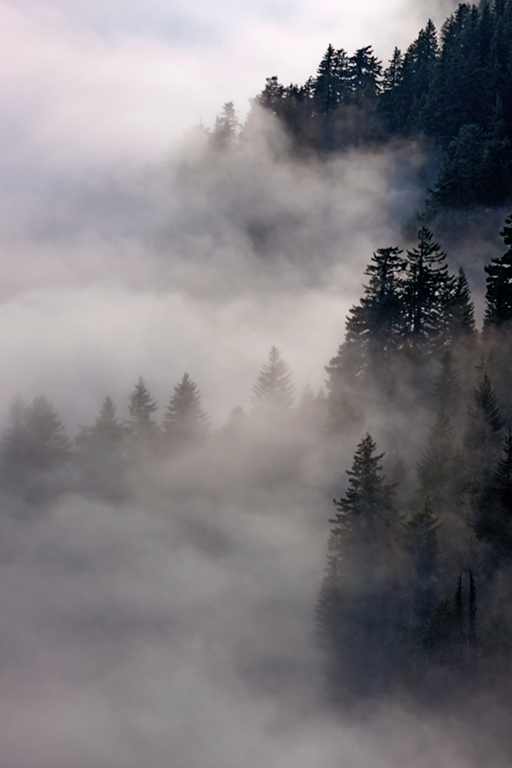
(484, 213), (512, 328)
(316, 434), (400, 692)
(344, 246), (406, 372)
(464, 368), (505, 476)
(348, 46), (382, 106)
(127, 377), (160, 453)
(163, 372), (210, 450)
(75, 397), (127, 498)
(251, 346), (294, 413)
(402, 227), (455, 348)
(417, 412), (462, 510)
(211, 102), (240, 152)
(431, 350), (461, 419)
(402, 497), (440, 625)
(313, 45), (350, 114)
(448, 267), (476, 338)
(1, 395), (73, 500)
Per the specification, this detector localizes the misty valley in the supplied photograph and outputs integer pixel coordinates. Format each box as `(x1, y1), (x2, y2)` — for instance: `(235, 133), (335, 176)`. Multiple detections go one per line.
(2, 1), (512, 767)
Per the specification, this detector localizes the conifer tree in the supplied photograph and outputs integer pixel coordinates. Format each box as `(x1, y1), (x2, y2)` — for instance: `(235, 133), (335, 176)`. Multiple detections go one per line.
(402, 497), (440, 625)
(127, 377), (160, 453)
(464, 368), (505, 477)
(402, 227), (455, 348)
(417, 412), (462, 509)
(344, 246), (406, 373)
(431, 350), (461, 419)
(75, 397), (127, 498)
(484, 213), (512, 328)
(449, 267), (476, 337)
(163, 372), (210, 450)
(1, 395), (72, 499)
(251, 346), (294, 413)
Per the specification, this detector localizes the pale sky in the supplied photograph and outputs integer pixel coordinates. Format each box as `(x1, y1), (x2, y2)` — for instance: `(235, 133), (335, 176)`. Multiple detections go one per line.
(1, 0), (457, 174)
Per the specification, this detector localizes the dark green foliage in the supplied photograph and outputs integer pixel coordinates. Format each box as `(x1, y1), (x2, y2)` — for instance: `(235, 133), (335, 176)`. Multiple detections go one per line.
(317, 435), (401, 692)
(344, 246), (406, 367)
(402, 227), (454, 347)
(252, 1), (512, 208)
(251, 346), (294, 413)
(75, 397), (127, 498)
(163, 372), (210, 450)
(484, 214), (512, 328)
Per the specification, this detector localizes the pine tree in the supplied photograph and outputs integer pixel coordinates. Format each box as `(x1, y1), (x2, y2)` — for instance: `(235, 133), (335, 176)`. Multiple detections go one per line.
(417, 412), (462, 509)
(344, 246), (406, 374)
(484, 213), (512, 328)
(402, 227), (455, 348)
(210, 102), (240, 152)
(316, 434), (400, 693)
(431, 350), (461, 418)
(75, 397), (127, 498)
(251, 346), (294, 413)
(402, 497), (440, 625)
(348, 46), (382, 106)
(127, 377), (160, 453)
(1, 395), (73, 499)
(163, 372), (210, 450)
(448, 267), (476, 337)
(464, 368), (505, 476)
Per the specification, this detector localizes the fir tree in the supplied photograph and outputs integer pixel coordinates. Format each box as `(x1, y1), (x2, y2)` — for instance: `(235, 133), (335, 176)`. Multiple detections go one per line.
(127, 377), (160, 453)
(251, 346), (294, 413)
(431, 350), (461, 419)
(75, 397), (127, 498)
(417, 412), (462, 509)
(1, 395), (72, 500)
(402, 497), (440, 625)
(163, 372), (210, 450)
(484, 213), (512, 328)
(402, 227), (455, 348)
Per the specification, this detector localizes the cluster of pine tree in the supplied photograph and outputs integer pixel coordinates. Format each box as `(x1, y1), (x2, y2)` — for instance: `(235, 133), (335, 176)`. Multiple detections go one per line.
(2, 215), (511, 697)
(207, 1), (512, 212)
(318, 214), (512, 696)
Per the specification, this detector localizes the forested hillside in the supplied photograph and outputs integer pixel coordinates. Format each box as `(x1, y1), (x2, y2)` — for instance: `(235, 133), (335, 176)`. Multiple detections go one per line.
(2, 211), (511, 701)
(208, 0), (512, 213)
(2, 2), (512, 761)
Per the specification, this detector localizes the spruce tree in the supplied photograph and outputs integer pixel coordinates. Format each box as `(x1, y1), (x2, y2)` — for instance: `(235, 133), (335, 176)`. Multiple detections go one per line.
(127, 377), (160, 453)
(1, 395), (72, 500)
(317, 434), (400, 692)
(163, 373), (210, 450)
(417, 411), (462, 510)
(75, 397), (127, 498)
(484, 213), (512, 328)
(431, 350), (461, 419)
(402, 227), (455, 348)
(402, 497), (440, 625)
(251, 346), (294, 413)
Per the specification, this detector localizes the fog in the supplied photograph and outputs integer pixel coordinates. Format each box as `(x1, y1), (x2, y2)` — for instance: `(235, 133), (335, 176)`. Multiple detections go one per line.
(2, 2), (510, 766)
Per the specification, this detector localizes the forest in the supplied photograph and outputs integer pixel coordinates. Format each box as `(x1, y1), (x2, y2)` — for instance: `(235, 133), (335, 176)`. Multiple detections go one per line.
(2, 212), (511, 701)
(2, 1), (512, 765)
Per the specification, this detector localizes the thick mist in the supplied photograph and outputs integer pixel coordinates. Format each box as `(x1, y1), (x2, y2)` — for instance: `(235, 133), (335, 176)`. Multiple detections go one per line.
(1, 82), (511, 768)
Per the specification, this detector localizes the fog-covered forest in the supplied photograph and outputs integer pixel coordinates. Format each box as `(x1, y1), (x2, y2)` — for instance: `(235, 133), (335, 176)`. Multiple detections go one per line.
(1, 2), (512, 767)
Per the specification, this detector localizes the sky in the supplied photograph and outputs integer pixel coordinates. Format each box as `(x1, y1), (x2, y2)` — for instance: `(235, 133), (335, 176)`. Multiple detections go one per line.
(1, 0), (457, 174)
(4, 4), (512, 768)
(0, 0), (463, 429)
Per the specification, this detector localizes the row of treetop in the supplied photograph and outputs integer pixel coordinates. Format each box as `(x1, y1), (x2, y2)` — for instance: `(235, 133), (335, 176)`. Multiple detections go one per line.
(207, 0), (512, 212)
